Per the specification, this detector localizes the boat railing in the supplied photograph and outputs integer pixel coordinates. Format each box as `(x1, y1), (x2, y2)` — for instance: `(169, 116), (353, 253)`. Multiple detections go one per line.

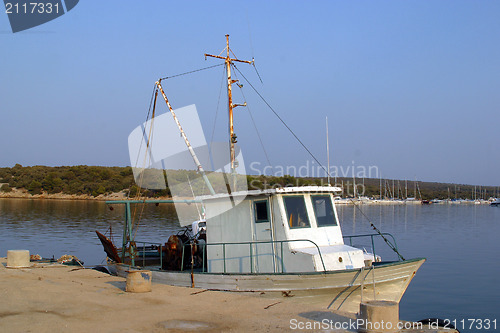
(342, 233), (400, 262)
(125, 241), (163, 268)
(124, 234), (399, 271)
(179, 238), (327, 274)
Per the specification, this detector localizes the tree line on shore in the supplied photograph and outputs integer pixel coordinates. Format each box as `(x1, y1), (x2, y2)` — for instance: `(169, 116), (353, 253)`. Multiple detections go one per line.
(0, 164), (141, 197)
(0, 164), (497, 200)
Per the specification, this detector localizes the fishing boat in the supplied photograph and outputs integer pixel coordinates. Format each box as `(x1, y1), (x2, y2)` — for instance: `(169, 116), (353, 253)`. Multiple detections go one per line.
(98, 35), (425, 314)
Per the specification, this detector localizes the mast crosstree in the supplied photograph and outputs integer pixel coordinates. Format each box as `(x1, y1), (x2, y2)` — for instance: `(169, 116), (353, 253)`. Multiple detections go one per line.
(205, 35), (254, 189)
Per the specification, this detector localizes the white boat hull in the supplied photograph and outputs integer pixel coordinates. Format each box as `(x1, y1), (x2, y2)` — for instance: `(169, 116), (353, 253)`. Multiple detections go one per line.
(108, 258), (425, 313)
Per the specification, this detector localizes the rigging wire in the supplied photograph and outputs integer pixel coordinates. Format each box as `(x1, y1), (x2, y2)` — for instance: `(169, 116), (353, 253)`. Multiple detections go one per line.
(208, 66), (227, 170)
(159, 63), (224, 80)
(186, 174), (202, 221)
(129, 83), (158, 194)
(233, 64), (330, 178)
(244, 9), (263, 84)
(346, 198), (405, 261)
(231, 68), (273, 171)
(125, 83), (158, 241)
(132, 96), (158, 236)
(131, 83), (160, 238)
(252, 62), (264, 84)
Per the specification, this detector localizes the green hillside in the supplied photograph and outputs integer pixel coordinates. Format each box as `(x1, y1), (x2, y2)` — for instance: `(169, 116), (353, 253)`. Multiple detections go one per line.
(0, 164), (497, 200)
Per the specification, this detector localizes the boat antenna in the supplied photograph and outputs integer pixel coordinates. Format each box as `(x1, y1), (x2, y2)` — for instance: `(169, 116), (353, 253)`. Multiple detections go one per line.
(205, 34), (254, 190)
(155, 80), (216, 196)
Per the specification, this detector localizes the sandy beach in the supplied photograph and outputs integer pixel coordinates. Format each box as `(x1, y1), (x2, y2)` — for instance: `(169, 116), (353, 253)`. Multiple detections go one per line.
(0, 258), (461, 333)
(0, 258), (358, 332)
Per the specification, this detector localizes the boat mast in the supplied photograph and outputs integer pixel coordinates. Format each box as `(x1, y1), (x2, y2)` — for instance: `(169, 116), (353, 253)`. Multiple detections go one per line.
(156, 80), (216, 195)
(205, 35), (254, 189)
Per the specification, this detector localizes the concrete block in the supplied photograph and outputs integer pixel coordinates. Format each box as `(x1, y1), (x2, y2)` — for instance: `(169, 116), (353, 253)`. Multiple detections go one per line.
(358, 300), (399, 333)
(6, 250), (30, 268)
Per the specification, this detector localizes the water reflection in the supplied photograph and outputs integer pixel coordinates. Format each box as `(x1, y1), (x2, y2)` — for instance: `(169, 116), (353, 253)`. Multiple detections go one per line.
(0, 199), (196, 266)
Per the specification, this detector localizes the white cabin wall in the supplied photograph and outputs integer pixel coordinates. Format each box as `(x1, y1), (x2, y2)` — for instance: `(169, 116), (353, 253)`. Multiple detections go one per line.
(205, 199), (254, 273)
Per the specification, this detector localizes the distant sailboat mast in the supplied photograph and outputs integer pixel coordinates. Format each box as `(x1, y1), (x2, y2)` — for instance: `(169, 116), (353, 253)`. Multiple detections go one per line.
(414, 177), (417, 199)
(379, 175), (382, 199)
(326, 116), (331, 186)
(352, 164), (357, 198)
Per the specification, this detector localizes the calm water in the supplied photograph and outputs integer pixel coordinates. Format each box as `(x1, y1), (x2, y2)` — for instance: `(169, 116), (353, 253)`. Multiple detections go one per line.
(0, 199), (498, 332)
(0, 199), (185, 266)
(337, 203), (500, 331)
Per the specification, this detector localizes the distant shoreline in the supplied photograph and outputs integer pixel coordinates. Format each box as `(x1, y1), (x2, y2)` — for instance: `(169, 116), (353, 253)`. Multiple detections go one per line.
(1, 165), (498, 200)
(0, 188), (170, 201)
(0, 188), (493, 206)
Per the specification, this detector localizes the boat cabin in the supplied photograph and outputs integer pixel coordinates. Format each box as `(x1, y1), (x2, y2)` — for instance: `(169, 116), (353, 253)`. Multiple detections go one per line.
(200, 186), (366, 274)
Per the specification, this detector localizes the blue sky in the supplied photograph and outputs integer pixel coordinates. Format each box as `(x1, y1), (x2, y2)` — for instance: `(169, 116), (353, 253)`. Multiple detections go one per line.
(1, 0), (499, 186)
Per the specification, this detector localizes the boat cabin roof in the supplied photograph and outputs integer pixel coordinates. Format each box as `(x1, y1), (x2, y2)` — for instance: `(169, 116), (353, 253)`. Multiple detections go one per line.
(197, 186), (342, 202)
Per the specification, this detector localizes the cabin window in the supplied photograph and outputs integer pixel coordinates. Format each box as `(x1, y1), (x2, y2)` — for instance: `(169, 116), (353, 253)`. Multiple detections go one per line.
(312, 195), (337, 227)
(254, 200), (269, 223)
(283, 196), (311, 229)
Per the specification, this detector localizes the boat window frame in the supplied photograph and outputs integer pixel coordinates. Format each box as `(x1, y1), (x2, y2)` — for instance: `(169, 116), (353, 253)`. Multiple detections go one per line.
(311, 194), (338, 227)
(282, 195), (311, 229)
(253, 199), (270, 223)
